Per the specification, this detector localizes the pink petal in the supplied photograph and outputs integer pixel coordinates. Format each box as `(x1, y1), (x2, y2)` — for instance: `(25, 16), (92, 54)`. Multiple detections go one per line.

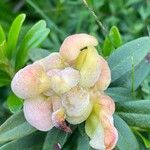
(95, 55), (111, 91)
(23, 95), (53, 131)
(59, 33), (98, 62)
(99, 94), (115, 115)
(35, 52), (66, 71)
(100, 114), (118, 150)
(11, 64), (50, 99)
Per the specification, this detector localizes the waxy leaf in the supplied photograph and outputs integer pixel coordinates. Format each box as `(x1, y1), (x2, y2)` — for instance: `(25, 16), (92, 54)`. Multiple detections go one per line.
(108, 37), (150, 83)
(0, 132), (45, 150)
(43, 127), (70, 150)
(116, 100), (150, 129)
(0, 111), (36, 144)
(15, 20), (50, 70)
(114, 114), (139, 150)
(7, 14), (26, 58)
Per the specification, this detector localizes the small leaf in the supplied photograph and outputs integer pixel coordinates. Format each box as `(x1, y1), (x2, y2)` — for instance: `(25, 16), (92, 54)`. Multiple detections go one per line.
(43, 127), (70, 150)
(0, 132), (45, 150)
(108, 37), (150, 83)
(7, 14), (26, 58)
(134, 130), (150, 148)
(106, 87), (133, 102)
(0, 111), (36, 144)
(15, 20), (50, 70)
(116, 100), (150, 129)
(7, 93), (23, 113)
(0, 25), (5, 44)
(102, 26), (122, 56)
(114, 114), (139, 150)
(0, 70), (10, 87)
(29, 48), (50, 62)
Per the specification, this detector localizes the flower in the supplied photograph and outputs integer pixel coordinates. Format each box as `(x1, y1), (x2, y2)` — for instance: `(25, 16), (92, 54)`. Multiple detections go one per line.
(11, 33), (118, 149)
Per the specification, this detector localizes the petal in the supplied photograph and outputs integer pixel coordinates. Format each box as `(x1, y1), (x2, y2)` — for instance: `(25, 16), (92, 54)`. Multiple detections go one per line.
(76, 46), (101, 87)
(95, 55), (111, 91)
(100, 114), (118, 150)
(99, 94), (115, 115)
(85, 111), (105, 150)
(23, 95), (53, 131)
(51, 96), (71, 132)
(50, 67), (80, 94)
(59, 33), (98, 62)
(11, 64), (50, 99)
(61, 86), (92, 124)
(35, 52), (66, 71)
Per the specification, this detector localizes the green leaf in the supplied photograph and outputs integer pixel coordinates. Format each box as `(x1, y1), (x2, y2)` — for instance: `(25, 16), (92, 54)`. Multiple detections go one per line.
(116, 100), (150, 129)
(0, 25), (5, 44)
(108, 37), (150, 83)
(0, 70), (10, 87)
(134, 130), (150, 148)
(15, 20), (50, 70)
(6, 14), (26, 58)
(7, 93), (23, 113)
(114, 114), (139, 150)
(106, 87), (133, 102)
(0, 132), (45, 150)
(112, 59), (150, 90)
(102, 26), (122, 56)
(43, 127), (70, 150)
(29, 48), (50, 62)
(0, 111), (36, 144)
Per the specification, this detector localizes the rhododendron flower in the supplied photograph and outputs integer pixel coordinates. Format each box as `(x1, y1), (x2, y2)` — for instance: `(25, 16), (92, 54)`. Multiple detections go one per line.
(11, 33), (118, 150)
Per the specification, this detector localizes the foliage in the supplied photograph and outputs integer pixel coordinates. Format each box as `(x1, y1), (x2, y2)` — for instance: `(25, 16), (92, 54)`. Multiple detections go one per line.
(0, 0), (150, 149)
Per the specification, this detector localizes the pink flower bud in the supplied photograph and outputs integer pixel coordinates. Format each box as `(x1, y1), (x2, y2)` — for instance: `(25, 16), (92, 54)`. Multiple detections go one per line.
(60, 33), (98, 62)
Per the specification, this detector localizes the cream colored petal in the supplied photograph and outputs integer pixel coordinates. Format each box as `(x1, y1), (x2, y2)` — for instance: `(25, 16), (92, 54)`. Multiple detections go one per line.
(61, 86), (92, 124)
(11, 64), (50, 99)
(35, 52), (66, 71)
(85, 111), (105, 150)
(95, 55), (111, 91)
(23, 95), (53, 131)
(59, 33), (98, 62)
(50, 67), (80, 94)
(76, 46), (101, 87)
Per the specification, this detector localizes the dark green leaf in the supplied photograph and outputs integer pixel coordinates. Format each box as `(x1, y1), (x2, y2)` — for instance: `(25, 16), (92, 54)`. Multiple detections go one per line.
(112, 59), (150, 90)
(0, 71), (10, 87)
(106, 87), (133, 102)
(108, 37), (150, 83)
(116, 100), (150, 129)
(0, 25), (5, 44)
(0, 111), (36, 144)
(0, 132), (45, 150)
(15, 20), (50, 70)
(7, 93), (23, 113)
(7, 14), (26, 58)
(43, 127), (70, 150)
(114, 114), (139, 150)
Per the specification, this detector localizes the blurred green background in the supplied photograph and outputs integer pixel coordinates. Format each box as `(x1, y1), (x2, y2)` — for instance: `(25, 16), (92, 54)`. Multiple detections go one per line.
(0, 0), (150, 124)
